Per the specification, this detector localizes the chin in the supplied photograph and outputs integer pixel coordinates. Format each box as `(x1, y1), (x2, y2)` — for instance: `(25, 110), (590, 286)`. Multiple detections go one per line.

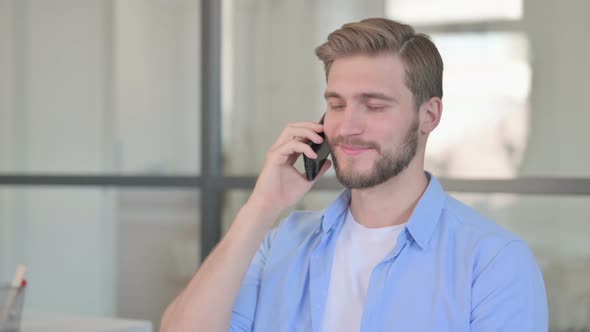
(335, 158), (374, 173)
(335, 167), (373, 181)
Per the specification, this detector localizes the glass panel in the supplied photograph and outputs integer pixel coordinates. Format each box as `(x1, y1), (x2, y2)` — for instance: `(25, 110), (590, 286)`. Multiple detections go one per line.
(222, 190), (252, 234)
(386, 0), (522, 24)
(222, 31), (531, 178)
(0, 187), (200, 329)
(114, 0), (200, 174)
(0, 1), (17, 174)
(449, 192), (590, 331)
(223, 1), (590, 179)
(0, 0), (200, 175)
(425, 32), (531, 179)
(221, 0), (384, 177)
(427, 23), (590, 178)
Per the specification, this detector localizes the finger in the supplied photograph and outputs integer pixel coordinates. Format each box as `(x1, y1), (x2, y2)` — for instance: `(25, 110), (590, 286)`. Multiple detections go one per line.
(271, 140), (317, 163)
(284, 125), (324, 144)
(294, 129), (324, 145)
(292, 136), (306, 143)
(274, 123), (324, 147)
(287, 122), (325, 130)
(286, 151), (302, 165)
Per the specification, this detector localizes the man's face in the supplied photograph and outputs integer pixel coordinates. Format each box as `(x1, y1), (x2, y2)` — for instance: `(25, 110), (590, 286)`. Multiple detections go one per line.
(323, 53), (420, 189)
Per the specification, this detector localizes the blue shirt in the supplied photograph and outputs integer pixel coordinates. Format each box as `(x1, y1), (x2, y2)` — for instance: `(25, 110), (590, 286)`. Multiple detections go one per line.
(230, 174), (548, 331)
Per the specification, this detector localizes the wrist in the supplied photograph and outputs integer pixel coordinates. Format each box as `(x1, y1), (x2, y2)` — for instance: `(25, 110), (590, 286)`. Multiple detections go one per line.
(244, 196), (285, 222)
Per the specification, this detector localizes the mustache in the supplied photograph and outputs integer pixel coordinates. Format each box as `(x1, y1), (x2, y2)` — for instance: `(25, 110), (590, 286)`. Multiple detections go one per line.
(328, 136), (380, 151)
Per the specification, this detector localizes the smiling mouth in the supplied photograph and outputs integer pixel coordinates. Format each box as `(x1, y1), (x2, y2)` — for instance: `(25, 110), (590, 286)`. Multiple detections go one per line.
(337, 144), (372, 156)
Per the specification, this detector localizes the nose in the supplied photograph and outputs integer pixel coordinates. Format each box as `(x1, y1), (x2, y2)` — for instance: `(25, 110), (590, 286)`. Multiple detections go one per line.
(336, 106), (364, 137)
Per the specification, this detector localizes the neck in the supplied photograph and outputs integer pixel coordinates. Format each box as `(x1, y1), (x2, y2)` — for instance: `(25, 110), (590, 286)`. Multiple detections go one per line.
(349, 164), (428, 229)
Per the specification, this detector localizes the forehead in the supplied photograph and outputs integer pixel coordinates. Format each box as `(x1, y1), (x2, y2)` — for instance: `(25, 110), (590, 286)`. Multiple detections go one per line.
(326, 53), (410, 98)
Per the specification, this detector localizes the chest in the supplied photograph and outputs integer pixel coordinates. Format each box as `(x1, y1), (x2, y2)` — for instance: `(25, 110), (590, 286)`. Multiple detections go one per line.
(254, 239), (472, 332)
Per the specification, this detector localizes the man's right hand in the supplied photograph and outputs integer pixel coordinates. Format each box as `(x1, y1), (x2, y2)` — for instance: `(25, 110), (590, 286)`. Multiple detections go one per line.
(247, 121), (332, 215)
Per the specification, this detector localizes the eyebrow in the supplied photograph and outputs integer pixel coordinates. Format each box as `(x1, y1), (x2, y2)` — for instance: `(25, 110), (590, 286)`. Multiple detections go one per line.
(324, 91), (396, 102)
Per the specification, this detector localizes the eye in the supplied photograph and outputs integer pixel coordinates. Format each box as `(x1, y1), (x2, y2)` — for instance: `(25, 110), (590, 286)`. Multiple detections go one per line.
(366, 105), (387, 111)
(329, 104), (345, 111)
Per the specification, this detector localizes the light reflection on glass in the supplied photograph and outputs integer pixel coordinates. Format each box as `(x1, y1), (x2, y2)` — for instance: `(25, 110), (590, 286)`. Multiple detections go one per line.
(387, 0), (523, 24)
(425, 33), (531, 179)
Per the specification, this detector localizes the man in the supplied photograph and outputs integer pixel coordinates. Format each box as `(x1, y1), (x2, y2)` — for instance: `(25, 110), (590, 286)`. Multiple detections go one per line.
(161, 18), (548, 331)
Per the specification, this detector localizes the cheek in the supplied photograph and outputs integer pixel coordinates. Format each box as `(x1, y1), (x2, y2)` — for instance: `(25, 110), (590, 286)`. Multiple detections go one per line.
(323, 120), (336, 141)
(370, 126), (403, 152)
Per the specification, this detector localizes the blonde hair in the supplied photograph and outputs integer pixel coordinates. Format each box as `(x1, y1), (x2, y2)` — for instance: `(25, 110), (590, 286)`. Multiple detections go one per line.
(315, 18), (443, 109)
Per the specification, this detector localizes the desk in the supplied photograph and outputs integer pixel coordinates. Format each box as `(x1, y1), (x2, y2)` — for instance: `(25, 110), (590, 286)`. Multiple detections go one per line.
(20, 312), (152, 332)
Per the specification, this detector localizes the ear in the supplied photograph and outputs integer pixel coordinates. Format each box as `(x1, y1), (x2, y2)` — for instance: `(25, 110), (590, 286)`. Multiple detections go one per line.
(419, 97), (443, 135)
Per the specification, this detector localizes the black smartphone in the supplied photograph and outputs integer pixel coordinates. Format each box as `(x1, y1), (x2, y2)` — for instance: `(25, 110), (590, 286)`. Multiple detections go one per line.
(303, 114), (331, 181)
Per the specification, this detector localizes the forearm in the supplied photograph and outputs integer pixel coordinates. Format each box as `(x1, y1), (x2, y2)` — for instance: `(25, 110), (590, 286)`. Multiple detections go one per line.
(161, 119), (328, 331)
(160, 201), (280, 332)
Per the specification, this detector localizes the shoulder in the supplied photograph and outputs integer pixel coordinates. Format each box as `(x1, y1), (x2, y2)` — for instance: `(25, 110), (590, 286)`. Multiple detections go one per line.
(262, 209), (324, 256)
(439, 195), (536, 277)
(276, 210), (324, 237)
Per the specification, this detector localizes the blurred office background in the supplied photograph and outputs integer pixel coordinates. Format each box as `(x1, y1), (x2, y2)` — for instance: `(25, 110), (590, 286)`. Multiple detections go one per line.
(0, 0), (589, 330)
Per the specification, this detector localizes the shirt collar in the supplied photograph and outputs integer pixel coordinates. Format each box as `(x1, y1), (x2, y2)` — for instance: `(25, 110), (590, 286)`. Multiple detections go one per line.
(320, 189), (351, 233)
(320, 172), (446, 250)
(404, 173), (446, 249)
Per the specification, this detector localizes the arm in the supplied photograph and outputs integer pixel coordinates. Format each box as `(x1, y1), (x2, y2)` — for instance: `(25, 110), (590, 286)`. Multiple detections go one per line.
(160, 202), (278, 332)
(470, 241), (548, 331)
(160, 122), (331, 332)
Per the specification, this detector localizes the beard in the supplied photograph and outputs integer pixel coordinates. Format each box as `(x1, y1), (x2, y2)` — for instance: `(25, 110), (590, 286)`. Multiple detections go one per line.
(329, 115), (419, 189)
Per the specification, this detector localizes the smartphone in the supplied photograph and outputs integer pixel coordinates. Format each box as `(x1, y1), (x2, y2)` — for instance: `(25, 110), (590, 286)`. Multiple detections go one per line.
(303, 114), (331, 181)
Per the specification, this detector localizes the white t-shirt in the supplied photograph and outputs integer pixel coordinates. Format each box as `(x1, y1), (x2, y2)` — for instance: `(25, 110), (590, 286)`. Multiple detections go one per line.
(321, 209), (406, 332)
